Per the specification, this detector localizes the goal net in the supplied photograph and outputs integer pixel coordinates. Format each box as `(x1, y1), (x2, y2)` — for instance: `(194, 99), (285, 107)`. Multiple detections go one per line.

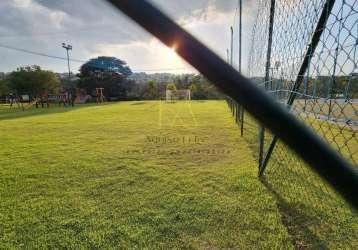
(165, 89), (191, 102)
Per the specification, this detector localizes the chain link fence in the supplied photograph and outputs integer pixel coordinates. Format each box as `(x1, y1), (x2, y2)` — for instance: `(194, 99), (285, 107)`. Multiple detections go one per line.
(227, 0), (358, 248)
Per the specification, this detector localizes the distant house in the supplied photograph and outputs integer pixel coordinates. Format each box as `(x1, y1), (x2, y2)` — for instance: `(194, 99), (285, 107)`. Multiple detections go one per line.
(56, 73), (79, 82)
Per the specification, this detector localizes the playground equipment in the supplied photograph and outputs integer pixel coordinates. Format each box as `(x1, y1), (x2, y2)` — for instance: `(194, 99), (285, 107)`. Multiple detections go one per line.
(3, 89), (78, 112)
(96, 88), (105, 104)
(2, 94), (25, 111)
(9, 94), (24, 110)
(75, 88), (91, 104)
(18, 94), (49, 110)
(25, 98), (41, 110)
(3, 87), (106, 112)
(35, 92), (50, 108)
(1, 94), (39, 111)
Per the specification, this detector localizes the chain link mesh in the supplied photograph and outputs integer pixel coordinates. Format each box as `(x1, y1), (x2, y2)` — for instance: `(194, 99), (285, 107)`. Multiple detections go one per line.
(228, 0), (358, 248)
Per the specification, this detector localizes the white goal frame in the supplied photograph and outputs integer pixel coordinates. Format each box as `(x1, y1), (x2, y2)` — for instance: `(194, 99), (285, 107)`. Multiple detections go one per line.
(165, 89), (191, 102)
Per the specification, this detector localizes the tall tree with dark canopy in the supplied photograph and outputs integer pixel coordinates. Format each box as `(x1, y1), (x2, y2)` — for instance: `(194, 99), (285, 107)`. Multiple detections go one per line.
(78, 57), (133, 99)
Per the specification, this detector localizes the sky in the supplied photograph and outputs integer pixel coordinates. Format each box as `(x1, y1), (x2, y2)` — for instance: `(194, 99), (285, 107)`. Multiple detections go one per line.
(0, 0), (257, 75)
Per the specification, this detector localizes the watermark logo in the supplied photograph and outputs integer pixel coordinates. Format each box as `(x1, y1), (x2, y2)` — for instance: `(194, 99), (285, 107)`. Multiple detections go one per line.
(146, 135), (206, 144)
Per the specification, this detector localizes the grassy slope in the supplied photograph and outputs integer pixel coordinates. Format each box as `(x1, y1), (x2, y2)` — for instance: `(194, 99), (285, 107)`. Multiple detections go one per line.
(0, 101), (293, 249)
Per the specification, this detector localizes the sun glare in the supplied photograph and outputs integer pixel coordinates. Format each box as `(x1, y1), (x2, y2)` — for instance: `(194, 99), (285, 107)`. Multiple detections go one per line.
(167, 47), (177, 62)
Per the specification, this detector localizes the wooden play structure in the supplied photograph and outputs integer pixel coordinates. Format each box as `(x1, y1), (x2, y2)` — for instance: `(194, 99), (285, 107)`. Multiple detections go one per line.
(4, 89), (77, 112)
(75, 88), (91, 104)
(96, 88), (105, 104)
(8, 94), (25, 111)
(4, 87), (105, 112)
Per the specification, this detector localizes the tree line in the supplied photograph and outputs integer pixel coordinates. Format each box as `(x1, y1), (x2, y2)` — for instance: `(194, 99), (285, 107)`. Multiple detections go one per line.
(2, 62), (357, 102)
(0, 65), (224, 101)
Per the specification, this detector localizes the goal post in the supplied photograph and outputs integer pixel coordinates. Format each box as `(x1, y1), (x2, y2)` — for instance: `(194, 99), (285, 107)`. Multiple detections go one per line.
(165, 89), (191, 102)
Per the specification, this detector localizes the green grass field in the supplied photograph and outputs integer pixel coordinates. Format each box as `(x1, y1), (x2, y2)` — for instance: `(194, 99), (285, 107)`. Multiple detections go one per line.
(239, 112), (358, 249)
(0, 101), (357, 249)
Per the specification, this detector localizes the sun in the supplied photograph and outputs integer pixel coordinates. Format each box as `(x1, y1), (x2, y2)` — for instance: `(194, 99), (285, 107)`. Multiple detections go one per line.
(166, 47), (177, 62)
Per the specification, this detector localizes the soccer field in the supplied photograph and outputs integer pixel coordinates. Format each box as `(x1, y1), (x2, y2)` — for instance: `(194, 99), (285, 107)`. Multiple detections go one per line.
(0, 101), (356, 249)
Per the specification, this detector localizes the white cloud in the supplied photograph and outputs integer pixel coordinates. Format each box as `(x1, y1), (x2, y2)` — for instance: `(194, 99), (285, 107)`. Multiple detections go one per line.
(91, 39), (196, 74)
(12, 0), (33, 8)
(0, 0), (257, 74)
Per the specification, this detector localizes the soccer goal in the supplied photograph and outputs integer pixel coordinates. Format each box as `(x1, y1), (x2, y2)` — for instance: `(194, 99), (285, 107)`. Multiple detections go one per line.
(165, 89), (191, 102)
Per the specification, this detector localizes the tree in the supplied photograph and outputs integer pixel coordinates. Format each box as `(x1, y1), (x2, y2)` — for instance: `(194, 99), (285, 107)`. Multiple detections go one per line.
(0, 79), (9, 96)
(128, 73), (223, 100)
(143, 80), (159, 99)
(81, 56), (132, 76)
(185, 75), (223, 100)
(78, 56), (133, 99)
(7, 66), (59, 96)
(166, 83), (177, 91)
(188, 83), (197, 94)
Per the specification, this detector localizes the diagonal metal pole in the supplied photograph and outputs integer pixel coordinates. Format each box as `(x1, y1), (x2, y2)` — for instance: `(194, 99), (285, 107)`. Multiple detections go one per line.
(259, 0), (337, 176)
(230, 26), (234, 66)
(259, 0), (276, 170)
(239, 0), (244, 136)
(106, 0), (358, 209)
(230, 26), (239, 124)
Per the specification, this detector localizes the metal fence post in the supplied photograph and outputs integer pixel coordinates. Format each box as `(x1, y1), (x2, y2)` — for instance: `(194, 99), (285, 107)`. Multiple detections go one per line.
(258, 0), (276, 170)
(259, 0), (337, 176)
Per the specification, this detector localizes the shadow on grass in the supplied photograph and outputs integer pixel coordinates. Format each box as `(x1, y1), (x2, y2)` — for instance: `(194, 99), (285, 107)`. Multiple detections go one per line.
(0, 103), (115, 121)
(130, 101), (148, 105)
(260, 177), (328, 250)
